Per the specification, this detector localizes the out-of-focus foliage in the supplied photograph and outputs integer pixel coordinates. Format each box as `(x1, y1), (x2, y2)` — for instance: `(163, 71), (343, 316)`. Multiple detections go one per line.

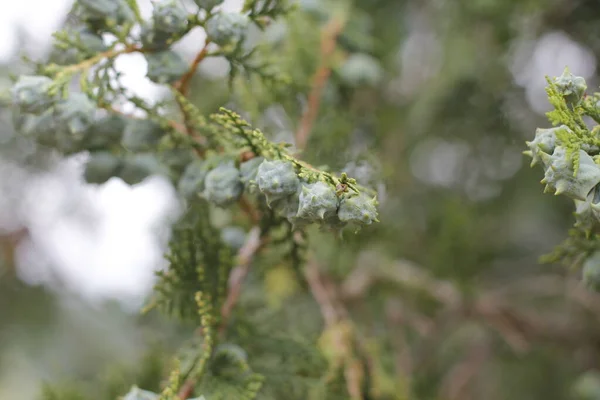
(4, 0), (600, 399)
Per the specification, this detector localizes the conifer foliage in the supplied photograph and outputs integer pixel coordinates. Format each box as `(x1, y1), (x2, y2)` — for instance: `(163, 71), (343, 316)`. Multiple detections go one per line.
(10, 0), (381, 399)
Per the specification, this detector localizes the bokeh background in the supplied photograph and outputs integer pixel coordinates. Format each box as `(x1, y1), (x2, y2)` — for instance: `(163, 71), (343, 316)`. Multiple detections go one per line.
(3, 0), (600, 399)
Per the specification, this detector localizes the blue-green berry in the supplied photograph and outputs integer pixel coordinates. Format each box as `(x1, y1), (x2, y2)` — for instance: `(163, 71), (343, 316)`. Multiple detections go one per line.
(11, 75), (56, 115)
(84, 152), (123, 184)
(194, 0), (224, 10)
(554, 68), (587, 107)
(203, 161), (243, 206)
(152, 0), (189, 35)
(145, 51), (189, 84)
(338, 53), (384, 87)
(297, 181), (338, 221)
(205, 12), (250, 47)
(256, 160), (300, 204)
(121, 119), (165, 151)
(54, 93), (97, 137)
(178, 160), (210, 200)
(541, 147), (600, 201)
(118, 154), (169, 185)
(240, 156), (264, 190)
(337, 192), (378, 225)
(86, 114), (126, 151)
(77, 0), (134, 26)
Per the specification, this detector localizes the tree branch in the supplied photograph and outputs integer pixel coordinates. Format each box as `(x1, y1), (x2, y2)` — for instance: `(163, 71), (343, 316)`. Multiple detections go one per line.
(294, 16), (346, 152)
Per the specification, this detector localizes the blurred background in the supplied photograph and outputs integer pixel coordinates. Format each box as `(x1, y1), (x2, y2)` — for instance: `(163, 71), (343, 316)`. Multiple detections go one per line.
(3, 0), (600, 399)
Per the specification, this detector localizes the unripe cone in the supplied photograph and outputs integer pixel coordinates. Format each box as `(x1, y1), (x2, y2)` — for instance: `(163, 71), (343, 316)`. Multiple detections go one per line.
(178, 160), (210, 200)
(338, 192), (378, 225)
(541, 147), (600, 201)
(84, 152), (122, 184)
(203, 161), (243, 206)
(297, 181), (338, 221)
(256, 160), (300, 204)
(205, 12), (250, 47)
(145, 51), (189, 84)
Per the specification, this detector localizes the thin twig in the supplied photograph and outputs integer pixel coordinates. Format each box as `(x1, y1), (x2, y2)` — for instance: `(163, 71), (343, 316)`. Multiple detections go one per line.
(305, 259), (365, 400)
(294, 16), (347, 152)
(219, 227), (264, 335)
(175, 39), (211, 96)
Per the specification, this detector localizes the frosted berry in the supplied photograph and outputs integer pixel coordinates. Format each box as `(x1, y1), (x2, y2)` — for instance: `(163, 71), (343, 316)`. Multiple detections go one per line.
(152, 0), (189, 36)
(118, 154), (169, 185)
(178, 160), (210, 200)
(77, 0), (134, 26)
(203, 161), (243, 207)
(86, 114), (126, 151)
(271, 191), (300, 221)
(554, 68), (587, 107)
(122, 119), (166, 151)
(145, 51), (189, 84)
(205, 12), (250, 47)
(220, 226), (247, 251)
(256, 160), (300, 204)
(194, 0), (224, 10)
(75, 27), (107, 54)
(240, 156), (264, 190)
(54, 93), (97, 138)
(84, 152), (122, 184)
(583, 251), (600, 293)
(524, 126), (563, 168)
(541, 147), (600, 201)
(141, 23), (171, 50)
(338, 54), (384, 87)
(11, 75), (56, 115)
(337, 192), (378, 225)
(297, 181), (338, 221)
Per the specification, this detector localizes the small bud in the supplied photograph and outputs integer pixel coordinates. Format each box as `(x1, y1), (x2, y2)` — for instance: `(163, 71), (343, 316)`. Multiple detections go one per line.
(542, 147), (600, 201)
(296, 181), (338, 221)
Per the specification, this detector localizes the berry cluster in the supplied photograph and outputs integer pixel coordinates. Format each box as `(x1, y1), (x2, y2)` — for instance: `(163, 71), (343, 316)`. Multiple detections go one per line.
(524, 68), (600, 290)
(9, 0), (379, 235)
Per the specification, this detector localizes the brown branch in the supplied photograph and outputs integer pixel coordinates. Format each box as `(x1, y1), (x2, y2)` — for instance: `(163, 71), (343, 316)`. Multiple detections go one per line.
(294, 16), (347, 152)
(219, 226), (264, 335)
(305, 259), (365, 400)
(174, 39), (211, 96)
